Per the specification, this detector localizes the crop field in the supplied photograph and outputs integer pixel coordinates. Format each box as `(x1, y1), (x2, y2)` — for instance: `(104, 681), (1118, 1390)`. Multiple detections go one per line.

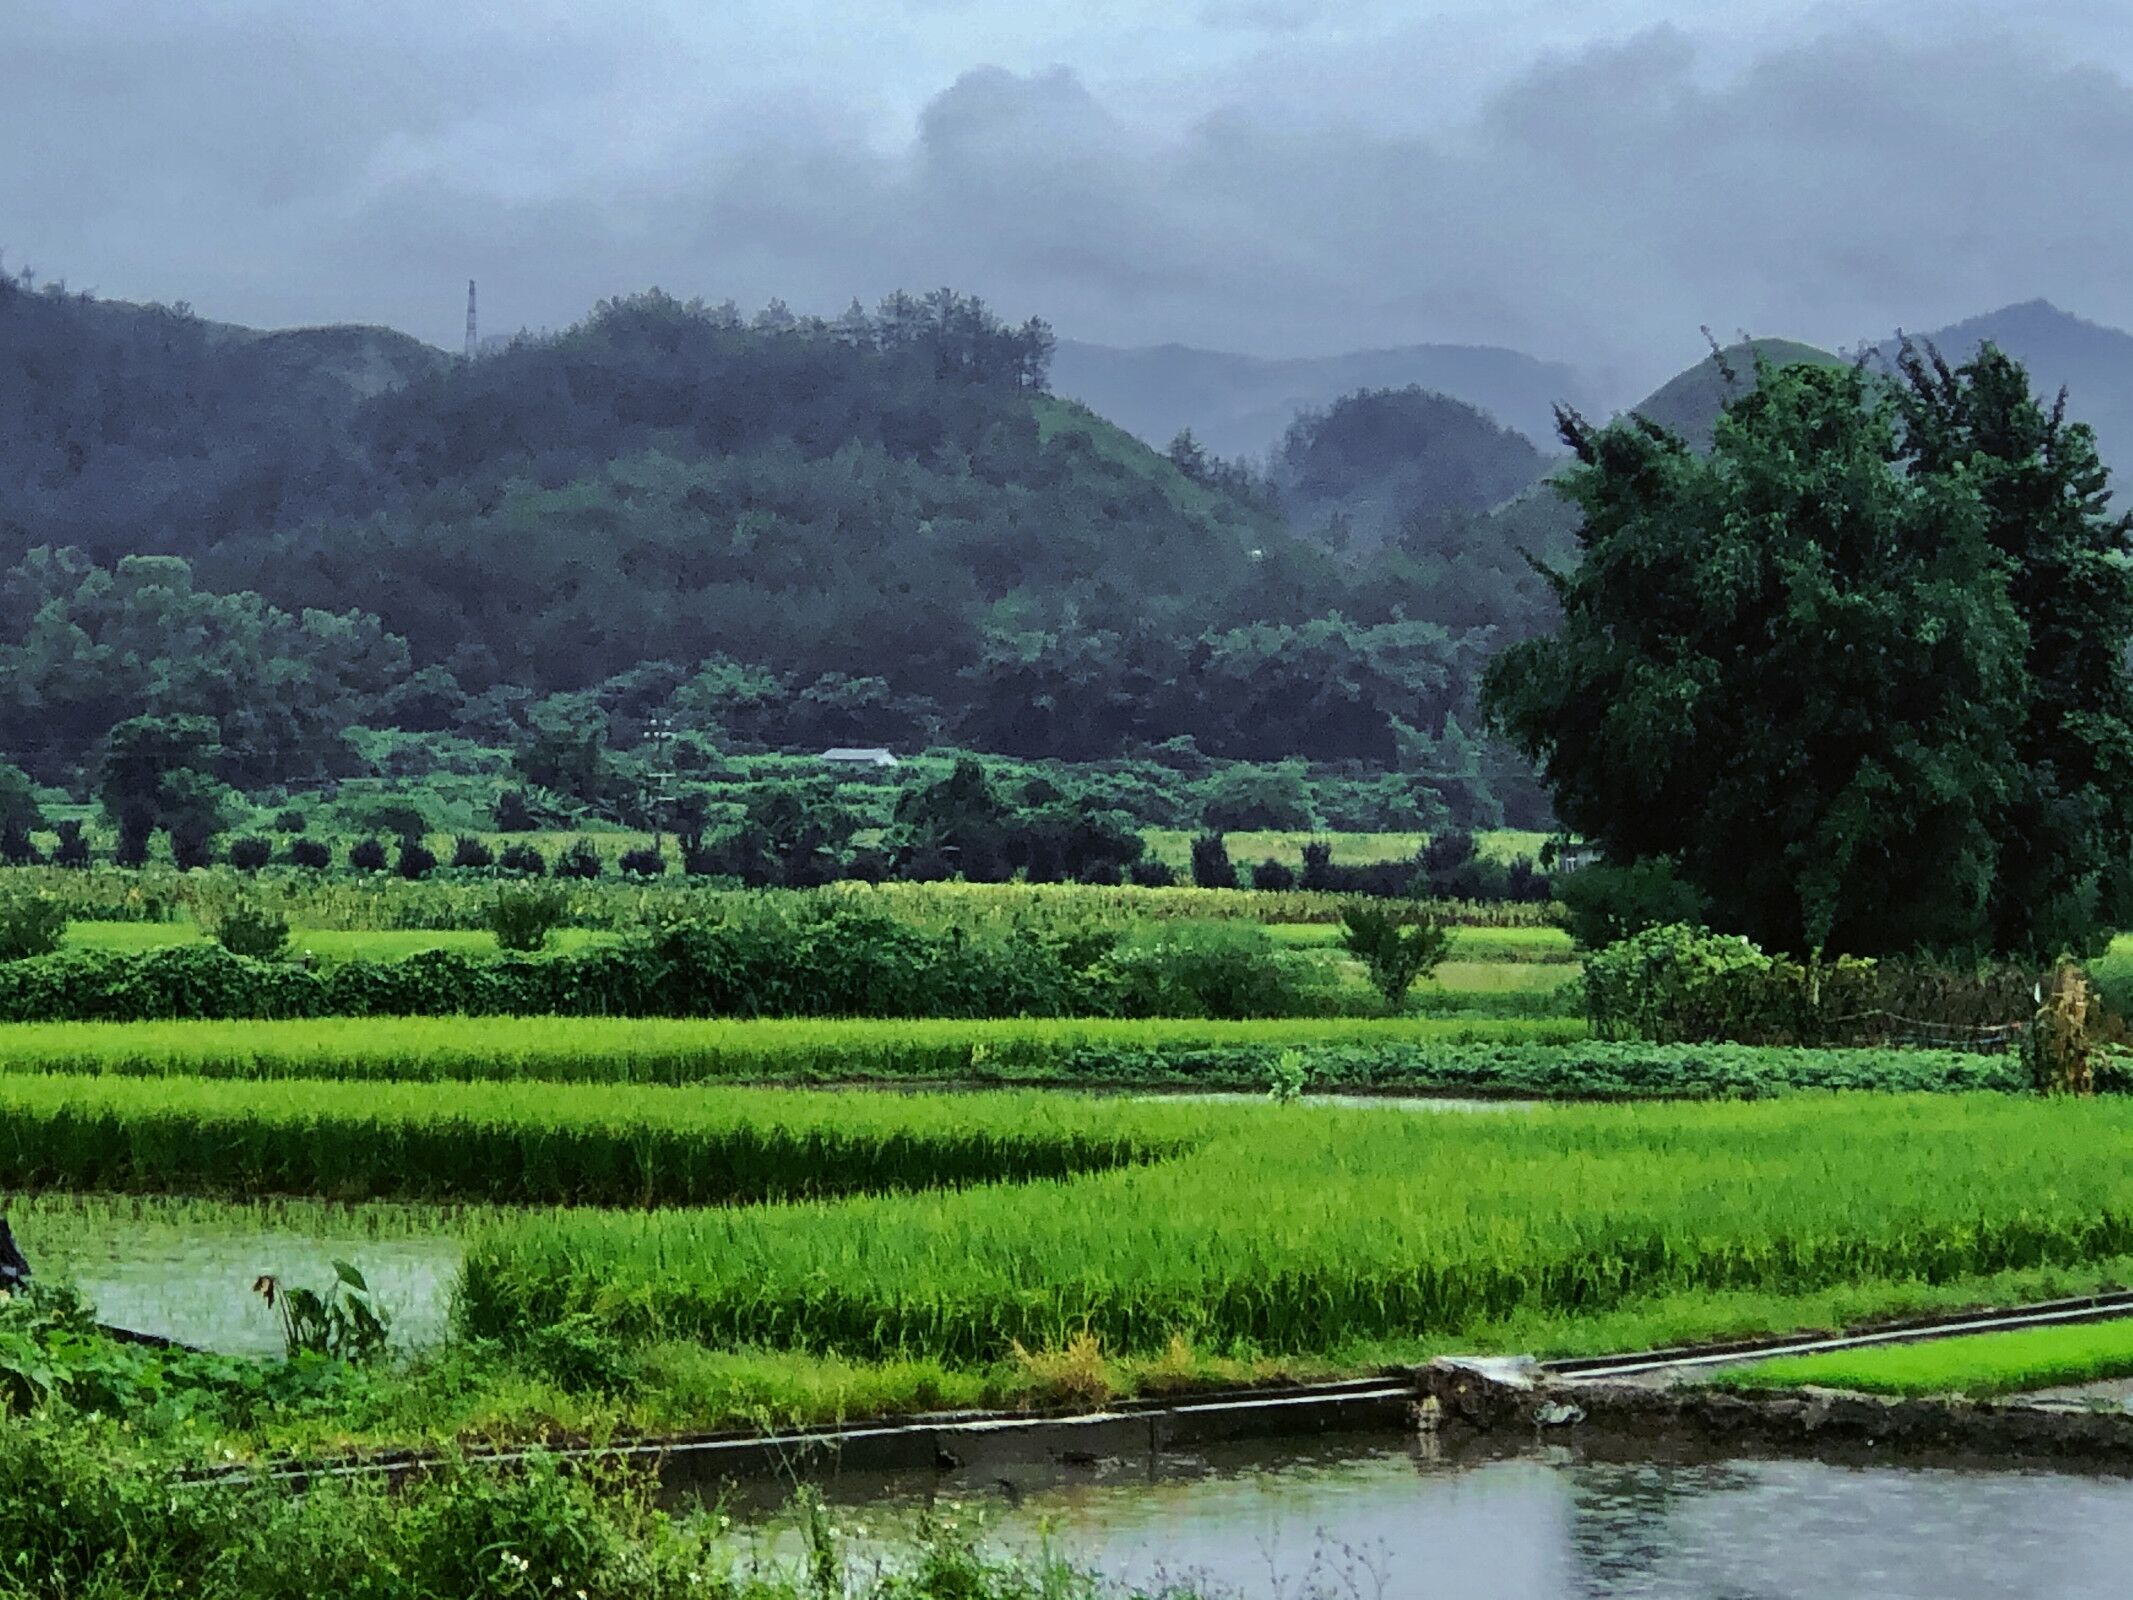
(63, 921), (611, 962)
(457, 1094), (2133, 1360)
(1719, 1319), (2133, 1398)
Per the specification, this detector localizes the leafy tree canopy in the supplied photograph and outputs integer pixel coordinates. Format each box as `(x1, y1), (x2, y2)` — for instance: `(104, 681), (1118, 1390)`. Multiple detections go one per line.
(1483, 353), (2108, 958)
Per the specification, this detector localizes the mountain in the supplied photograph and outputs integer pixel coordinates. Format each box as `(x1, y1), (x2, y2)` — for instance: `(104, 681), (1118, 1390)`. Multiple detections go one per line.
(1879, 300), (2133, 480)
(1050, 338), (1596, 463)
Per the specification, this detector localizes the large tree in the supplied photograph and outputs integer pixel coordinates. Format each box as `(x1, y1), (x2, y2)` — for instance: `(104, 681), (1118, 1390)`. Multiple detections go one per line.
(1484, 358), (2034, 957)
(1892, 343), (2133, 955)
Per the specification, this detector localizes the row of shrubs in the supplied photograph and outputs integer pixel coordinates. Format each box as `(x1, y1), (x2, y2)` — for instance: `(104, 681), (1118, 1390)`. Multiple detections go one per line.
(0, 909), (1338, 1023)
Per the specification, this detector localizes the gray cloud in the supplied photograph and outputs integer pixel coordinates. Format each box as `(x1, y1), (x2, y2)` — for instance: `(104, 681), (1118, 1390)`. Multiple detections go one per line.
(5, 4), (2133, 398)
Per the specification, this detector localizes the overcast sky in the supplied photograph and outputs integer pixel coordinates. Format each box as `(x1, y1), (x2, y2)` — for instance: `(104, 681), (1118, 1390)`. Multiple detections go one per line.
(8, 0), (2133, 396)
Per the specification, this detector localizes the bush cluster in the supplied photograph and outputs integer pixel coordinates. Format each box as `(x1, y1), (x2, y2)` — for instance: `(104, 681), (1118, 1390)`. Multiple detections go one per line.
(1583, 922), (2041, 1046)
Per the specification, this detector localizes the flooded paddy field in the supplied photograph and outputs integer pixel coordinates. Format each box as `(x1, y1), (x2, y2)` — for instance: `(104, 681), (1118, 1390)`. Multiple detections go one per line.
(7, 1193), (475, 1354)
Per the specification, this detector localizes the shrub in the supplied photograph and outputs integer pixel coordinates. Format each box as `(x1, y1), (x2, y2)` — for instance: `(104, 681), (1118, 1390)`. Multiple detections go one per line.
(1558, 858), (1707, 950)
(273, 808), (308, 833)
(1078, 859), (1124, 886)
(198, 893), (291, 962)
(168, 821), (216, 870)
(1582, 922), (1876, 1045)
(1339, 901), (1452, 1010)
(348, 837), (388, 873)
(451, 835), (496, 870)
(113, 828), (150, 868)
(1251, 858), (1295, 891)
(395, 839), (438, 880)
(1097, 923), (1319, 1019)
(357, 802), (427, 843)
(618, 846), (667, 878)
(1189, 831), (1236, 890)
(489, 884), (570, 953)
(285, 838), (332, 870)
(0, 819), (39, 866)
(1128, 859), (1178, 888)
(499, 842), (547, 876)
(0, 888), (67, 962)
(225, 835), (273, 871)
(1300, 838), (1335, 891)
(494, 788), (538, 832)
(51, 822), (89, 870)
(555, 840), (604, 880)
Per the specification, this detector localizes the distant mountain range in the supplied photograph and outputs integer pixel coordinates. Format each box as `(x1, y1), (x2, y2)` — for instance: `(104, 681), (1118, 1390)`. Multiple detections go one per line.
(1049, 338), (1597, 464)
(1058, 301), (2133, 491)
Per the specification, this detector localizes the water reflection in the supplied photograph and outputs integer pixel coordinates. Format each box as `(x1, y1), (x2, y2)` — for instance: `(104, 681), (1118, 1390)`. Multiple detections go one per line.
(726, 1433), (2133, 1598)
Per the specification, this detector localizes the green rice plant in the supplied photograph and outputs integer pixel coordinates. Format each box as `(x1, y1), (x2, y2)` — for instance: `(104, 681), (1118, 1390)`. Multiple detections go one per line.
(459, 1094), (2133, 1362)
(1719, 1318), (2133, 1398)
(0, 1075), (1214, 1205)
(0, 1013), (1587, 1088)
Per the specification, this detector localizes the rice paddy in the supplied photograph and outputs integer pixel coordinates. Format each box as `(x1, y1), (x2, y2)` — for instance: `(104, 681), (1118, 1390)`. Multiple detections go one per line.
(457, 1095), (2133, 1361)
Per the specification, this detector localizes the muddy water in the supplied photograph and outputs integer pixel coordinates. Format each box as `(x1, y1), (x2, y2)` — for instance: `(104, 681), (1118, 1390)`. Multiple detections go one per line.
(726, 1432), (2133, 1598)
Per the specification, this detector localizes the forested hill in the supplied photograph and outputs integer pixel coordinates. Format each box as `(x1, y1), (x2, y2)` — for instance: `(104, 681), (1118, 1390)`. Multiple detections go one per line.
(0, 275), (1534, 803)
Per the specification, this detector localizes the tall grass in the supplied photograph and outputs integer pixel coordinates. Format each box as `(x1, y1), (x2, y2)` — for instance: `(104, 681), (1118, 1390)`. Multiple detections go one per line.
(459, 1095), (2133, 1360)
(0, 1075), (1212, 1205)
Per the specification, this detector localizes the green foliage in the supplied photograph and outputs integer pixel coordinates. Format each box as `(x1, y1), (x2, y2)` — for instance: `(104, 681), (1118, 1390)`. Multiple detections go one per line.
(0, 887), (67, 962)
(1581, 923), (1884, 1045)
(254, 1260), (390, 1362)
(1188, 831), (1235, 890)
(194, 891), (292, 962)
(555, 839), (604, 880)
(1556, 858), (1707, 950)
(0, 763), (43, 838)
(225, 835), (272, 871)
(97, 714), (234, 863)
(1264, 1047), (1309, 1103)
(1895, 343), (2133, 957)
(1095, 923), (1322, 1019)
(1197, 759), (1320, 831)
(489, 885), (570, 953)
(1339, 901), (1453, 1009)
(1486, 358), (2034, 956)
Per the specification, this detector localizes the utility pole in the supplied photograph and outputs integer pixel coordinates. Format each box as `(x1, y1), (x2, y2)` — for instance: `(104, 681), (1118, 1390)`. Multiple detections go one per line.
(643, 715), (678, 847)
(464, 279), (478, 361)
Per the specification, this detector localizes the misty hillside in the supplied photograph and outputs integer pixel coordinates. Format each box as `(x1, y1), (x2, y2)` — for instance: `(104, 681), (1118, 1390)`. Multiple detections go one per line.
(0, 275), (1537, 796)
(1051, 338), (1594, 463)
(1273, 386), (1551, 551)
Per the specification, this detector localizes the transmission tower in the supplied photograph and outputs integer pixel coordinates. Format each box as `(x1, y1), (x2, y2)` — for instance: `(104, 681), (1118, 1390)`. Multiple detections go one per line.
(463, 279), (478, 360)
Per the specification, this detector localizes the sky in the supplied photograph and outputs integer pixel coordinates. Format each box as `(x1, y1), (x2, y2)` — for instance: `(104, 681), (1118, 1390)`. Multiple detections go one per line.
(7, 0), (2133, 397)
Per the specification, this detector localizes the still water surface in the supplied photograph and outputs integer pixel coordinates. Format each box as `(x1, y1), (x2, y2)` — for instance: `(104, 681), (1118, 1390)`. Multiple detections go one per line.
(729, 1432), (2133, 1598)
